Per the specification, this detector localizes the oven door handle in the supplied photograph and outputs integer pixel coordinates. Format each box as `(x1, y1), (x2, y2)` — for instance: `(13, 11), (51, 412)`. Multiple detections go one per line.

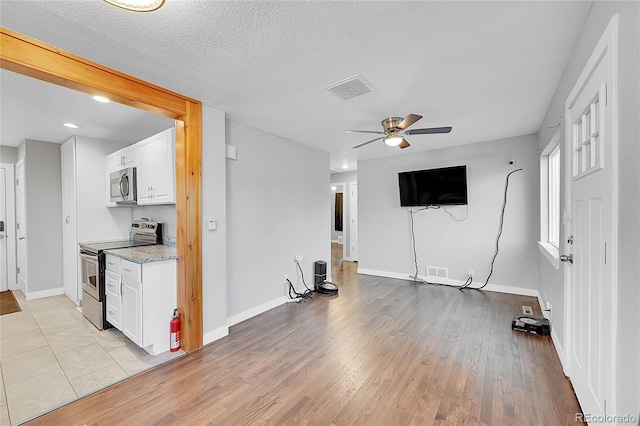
(79, 253), (98, 263)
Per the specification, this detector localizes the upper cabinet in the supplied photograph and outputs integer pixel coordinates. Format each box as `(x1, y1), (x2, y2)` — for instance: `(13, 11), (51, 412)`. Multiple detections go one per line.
(136, 128), (175, 206)
(107, 145), (137, 171)
(105, 127), (175, 207)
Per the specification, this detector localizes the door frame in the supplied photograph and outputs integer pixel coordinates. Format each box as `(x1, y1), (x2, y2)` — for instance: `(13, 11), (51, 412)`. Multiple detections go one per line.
(562, 13), (618, 411)
(348, 181), (358, 262)
(0, 27), (203, 351)
(331, 181), (347, 260)
(0, 162), (16, 291)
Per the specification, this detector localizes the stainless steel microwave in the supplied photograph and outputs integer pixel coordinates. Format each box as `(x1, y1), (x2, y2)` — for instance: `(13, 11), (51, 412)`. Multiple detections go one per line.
(109, 167), (137, 204)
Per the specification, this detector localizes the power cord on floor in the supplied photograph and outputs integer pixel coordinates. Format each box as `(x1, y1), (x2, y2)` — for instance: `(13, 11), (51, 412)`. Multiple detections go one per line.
(408, 207), (472, 289)
(287, 261), (315, 302)
(408, 168), (522, 290)
(461, 168), (523, 290)
(287, 277), (313, 302)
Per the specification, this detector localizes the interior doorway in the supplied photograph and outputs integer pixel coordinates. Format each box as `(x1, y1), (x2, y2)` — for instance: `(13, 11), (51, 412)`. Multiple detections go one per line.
(0, 162), (16, 292)
(331, 182), (346, 263)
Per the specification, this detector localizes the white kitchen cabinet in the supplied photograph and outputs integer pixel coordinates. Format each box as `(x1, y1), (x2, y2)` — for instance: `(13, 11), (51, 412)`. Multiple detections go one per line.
(136, 128), (175, 205)
(122, 275), (143, 346)
(105, 262), (123, 330)
(106, 145), (137, 171)
(106, 257), (176, 355)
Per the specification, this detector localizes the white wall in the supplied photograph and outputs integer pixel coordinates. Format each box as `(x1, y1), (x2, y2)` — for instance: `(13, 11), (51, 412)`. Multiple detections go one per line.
(74, 136), (131, 241)
(22, 139), (63, 294)
(226, 120), (330, 321)
(359, 134), (539, 291)
(537, 1), (640, 416)
(201, 105), (228, 342)
(131, 205), (175, 239)
(0, 146), (18, 164)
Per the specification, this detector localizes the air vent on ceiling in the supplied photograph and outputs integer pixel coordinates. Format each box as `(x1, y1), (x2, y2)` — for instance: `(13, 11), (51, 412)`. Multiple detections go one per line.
(325, 74), (374, 100)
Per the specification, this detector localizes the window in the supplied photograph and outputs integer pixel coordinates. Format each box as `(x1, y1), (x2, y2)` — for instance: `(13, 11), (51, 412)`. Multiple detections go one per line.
(539, 130), (561, 269)
(548, 145), (560, 247)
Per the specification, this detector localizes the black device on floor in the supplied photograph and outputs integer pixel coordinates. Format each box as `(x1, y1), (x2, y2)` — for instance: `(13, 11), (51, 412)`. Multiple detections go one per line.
(314, 260), (339, 295)
(511, 314), (551, 335)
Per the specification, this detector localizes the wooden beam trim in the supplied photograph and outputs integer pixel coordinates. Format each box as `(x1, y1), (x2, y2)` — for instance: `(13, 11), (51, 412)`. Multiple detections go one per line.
(175, 101), (203, 351)
(1, 27), (196, 119)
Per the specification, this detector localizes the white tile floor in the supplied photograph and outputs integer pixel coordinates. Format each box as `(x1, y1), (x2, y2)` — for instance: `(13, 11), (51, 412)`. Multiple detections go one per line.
(0, 291), (183, 425)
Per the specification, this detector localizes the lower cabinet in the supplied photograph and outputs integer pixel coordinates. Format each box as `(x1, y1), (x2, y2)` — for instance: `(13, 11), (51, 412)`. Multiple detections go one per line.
(105, 256), (176, 355)
(105, 269), (122, 330)
(122, 277), (143, 346)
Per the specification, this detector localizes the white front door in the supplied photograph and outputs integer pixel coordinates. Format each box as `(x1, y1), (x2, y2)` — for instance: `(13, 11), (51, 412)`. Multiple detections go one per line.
(0, 167), (8, 292)
(349, 181), (358, 261)
(16, 160), (27, 293)
(564, 15), (617, 420)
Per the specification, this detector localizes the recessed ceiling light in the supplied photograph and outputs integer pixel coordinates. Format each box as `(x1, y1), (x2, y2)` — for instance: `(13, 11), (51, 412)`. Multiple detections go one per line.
(103, 0), (165, 12)
(342, 165), (349, 170)
(331, 186), (337, 191)
(63, 123), (81, 129)
(93, 95), (110, 103)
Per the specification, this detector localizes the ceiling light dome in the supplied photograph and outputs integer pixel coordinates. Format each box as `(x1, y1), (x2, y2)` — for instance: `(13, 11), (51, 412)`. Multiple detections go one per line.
(103, 0), (165, 12)
(384, 131), (403, 147)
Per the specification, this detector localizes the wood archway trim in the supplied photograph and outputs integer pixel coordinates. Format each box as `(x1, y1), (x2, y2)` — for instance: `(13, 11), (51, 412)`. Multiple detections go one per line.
(0, 27), (203, 351)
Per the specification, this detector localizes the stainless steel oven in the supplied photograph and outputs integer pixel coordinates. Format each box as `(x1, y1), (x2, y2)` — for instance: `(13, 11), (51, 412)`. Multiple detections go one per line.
(79, 248), (103, 329)
(80, 251), (99, 299)
(79, 220), (162, 330)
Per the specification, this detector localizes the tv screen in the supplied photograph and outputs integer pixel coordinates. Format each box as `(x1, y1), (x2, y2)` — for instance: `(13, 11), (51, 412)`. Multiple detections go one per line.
(398, 165), (468, 207)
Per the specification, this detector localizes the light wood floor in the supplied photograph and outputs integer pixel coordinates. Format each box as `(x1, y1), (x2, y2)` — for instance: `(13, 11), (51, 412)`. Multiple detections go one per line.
(28, 244), (583, 425)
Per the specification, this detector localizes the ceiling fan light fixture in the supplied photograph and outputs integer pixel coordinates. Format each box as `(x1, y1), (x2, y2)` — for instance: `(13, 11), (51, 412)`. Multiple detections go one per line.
(384, 132), (403, 147)
(103, 0), (165, 12)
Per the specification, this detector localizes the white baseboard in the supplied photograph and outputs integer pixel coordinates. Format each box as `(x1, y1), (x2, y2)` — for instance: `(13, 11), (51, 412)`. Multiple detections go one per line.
(26, 287), (64, 300)
(227, 296), (287, 327)
(537, 293), (567, 374)
(331, 240), (339, 244)
(357, 268), (539, 297)
(203, 325), (229, 346)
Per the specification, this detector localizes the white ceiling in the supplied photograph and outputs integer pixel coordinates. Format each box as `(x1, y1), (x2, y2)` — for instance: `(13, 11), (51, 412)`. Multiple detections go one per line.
(0, 69), (174, 147)
(0, 1), (592, 170)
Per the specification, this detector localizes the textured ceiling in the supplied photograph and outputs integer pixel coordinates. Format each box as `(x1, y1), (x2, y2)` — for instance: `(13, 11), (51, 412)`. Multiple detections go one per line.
(0, 1), (592, 170)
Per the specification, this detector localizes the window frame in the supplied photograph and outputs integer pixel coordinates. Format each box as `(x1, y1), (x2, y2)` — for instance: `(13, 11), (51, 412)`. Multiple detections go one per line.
(539, 130), (561, 269)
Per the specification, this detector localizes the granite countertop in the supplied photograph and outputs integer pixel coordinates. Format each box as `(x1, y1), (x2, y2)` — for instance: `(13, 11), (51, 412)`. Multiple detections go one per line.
(104, 244), (178, 264)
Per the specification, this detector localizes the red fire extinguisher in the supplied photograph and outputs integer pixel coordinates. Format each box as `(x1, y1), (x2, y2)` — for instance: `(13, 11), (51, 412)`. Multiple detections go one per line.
(170, 309), (180, 352)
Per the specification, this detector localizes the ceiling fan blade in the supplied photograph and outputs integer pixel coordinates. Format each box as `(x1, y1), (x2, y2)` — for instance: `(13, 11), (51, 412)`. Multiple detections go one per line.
(352, 136), (383, 149)
(398, 139), (410, 149)
(404, 126), (452, 135)
(346, 130), (385, 135)
(396, 114), (423, 130)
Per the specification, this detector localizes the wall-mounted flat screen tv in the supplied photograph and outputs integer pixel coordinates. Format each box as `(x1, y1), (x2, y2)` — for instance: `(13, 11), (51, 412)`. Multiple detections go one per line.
(398, 165), (468, 207)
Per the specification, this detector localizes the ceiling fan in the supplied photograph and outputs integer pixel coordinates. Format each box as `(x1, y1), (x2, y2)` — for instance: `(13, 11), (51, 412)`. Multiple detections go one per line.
(347, 114), (452, 149)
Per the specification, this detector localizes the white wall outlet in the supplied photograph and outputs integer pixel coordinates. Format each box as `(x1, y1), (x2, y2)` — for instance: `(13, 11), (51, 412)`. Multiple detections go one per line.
(468, 269), (474, 277)
(207, 219), (217, 231)
(294, 254), (303, 263)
